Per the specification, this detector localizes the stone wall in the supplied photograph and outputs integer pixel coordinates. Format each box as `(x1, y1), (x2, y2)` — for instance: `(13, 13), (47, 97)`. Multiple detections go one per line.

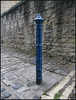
(1, 1), (75, 61)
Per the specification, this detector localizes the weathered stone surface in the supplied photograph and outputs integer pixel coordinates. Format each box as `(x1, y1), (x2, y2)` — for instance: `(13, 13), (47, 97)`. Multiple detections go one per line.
(17, 86), (30, 93)
(23, 90), (35, 99)
(27, 82), (35, 86)
(1, 87), (5, 92)
(50, 73), (63, 81)
(10, 79), (20, 84)
(3, 92), (11, 98)
(15, 97), (21, 99)
(59, 66), (67, 70)
(60, 71), (68, 76)
(55, 69), (62, 73)
(30, 85), (40, 91)
(1, 47), (75, 99)
(18, 76), (28, 83)
(1, 76), (5, 80)
(64, 69), (70, 73)
(49, 69), (55, 72)
(11, 83), (24, 90)
(40, 79), (57, 91)
(1, 95), (4, 99)
(14, 70), (24, 76)
(2, 79), (12, 86)
(29, 60), (36, 65)
(33, 97), (39, 99)
(1, 1), (75, 61)
(34, 90), (44, 98)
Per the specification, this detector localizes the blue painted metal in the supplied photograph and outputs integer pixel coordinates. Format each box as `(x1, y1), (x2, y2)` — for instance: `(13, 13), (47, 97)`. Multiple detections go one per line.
(34, 14), (44, 84)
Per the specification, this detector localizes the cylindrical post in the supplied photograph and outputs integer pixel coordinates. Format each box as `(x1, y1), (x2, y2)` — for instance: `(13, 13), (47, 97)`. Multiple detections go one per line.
(34, 14), (44, 84)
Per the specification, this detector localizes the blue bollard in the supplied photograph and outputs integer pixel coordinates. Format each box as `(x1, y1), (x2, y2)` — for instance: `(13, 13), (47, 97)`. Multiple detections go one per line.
(34, 14), (44, 84)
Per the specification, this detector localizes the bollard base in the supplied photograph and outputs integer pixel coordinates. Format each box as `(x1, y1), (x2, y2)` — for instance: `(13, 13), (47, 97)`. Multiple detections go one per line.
(36, 79), (42, 84)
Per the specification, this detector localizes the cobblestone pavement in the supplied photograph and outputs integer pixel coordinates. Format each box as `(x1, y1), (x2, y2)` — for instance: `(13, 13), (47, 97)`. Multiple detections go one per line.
(1, 47), (75, 99)
(41, 71), (75, 99)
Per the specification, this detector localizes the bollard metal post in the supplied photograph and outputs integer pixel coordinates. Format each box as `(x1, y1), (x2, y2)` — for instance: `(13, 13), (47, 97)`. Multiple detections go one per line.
(34, 14), (44, 84)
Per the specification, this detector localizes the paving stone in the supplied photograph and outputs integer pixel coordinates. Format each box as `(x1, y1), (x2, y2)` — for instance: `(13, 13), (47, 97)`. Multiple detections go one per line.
(21, 57), (26, 61)
(42, 60), (47, 64)
(15, 97), (21, 99)
(42, 64), (50, 69)
(30, 85), (40, 90)
(64, 69), (70, 73)
(23, 90), (35, 99)
(43, 71), (51, 76)
(1, 87), (5, 92)
(45, 67), (51, 70)
(50, 65), (57, 68)
(28, 76), (35, 81)
(53, 66), (60, 70)
(14, 70), (24, 76)
(3, 92), (11, 98)
(1, 95), (4, 99)
(17, 86), (30, 93)
(50, 73), (63, 81)
(49, 69), (55, 72)
(55, 69), (62, 73)
(10, 79), (20, 84)
(1, 76), (5, 80)
(2, 70), (9, 74)
(40, 79), (57, 91)
(27, 82), (35, 86)
(42, 75), (50, 81)
(11, 83), (24, 90)
(5, 72), (13, 77)
(34, 90), (44, 98)
(60, 71), (68, 76)
(18, 76), (28, 83)
(29, 60), (36, 65)
(24, 63), (31, 66)
(33, 97), (39, 99)
(1, 68), (10, 72)
(8, 76), (16, 80)
(68, 66), (75, 71)
(2, 79), (12, 86)
(59, 66), (67, 70)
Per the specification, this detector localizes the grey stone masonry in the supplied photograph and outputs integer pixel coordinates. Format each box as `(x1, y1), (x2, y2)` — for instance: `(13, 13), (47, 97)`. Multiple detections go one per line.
(1, 1), (75, 62)
(1, 47), (75, 99)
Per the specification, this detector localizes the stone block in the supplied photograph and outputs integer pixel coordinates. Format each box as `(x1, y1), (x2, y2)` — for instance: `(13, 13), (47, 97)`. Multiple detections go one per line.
(34, 90), (44, 98)
(1, 95), (4, 99)
(15, 97), (21, 99)
(11, 83), (24, 90)
(55, 69), (62, 73)
(60, 71), (68, 76)
(1, 87), (5, 92)
(3, 92), (11, 98)
(49, 68), (55, 72)
(16, 86), (29, 93)
(18, 76), (28, 83)
(2, 79), (12, 86)
(50, 73), (63, 81)
(40, 79), (57, 91)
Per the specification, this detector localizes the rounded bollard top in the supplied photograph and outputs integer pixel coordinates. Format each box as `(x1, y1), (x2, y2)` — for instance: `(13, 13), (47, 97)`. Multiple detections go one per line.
(34, 14), (44, 22)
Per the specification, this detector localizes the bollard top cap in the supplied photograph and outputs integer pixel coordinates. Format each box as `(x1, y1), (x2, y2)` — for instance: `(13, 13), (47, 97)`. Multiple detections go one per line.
(34, 14), (44, 21)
